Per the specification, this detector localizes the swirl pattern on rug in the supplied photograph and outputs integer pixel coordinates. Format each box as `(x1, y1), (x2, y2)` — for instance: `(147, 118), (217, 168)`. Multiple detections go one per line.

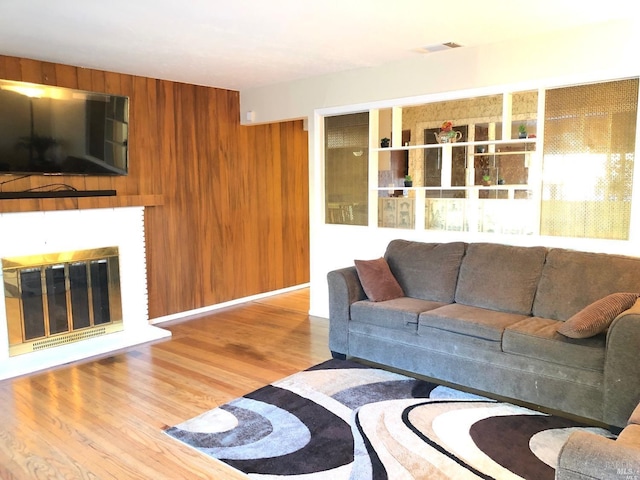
(165, 359), (614, 479)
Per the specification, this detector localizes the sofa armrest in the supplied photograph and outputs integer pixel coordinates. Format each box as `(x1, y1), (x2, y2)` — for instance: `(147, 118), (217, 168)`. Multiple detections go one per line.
(604, 299), (640, 427)
(327, 266), (366, 356)
(628, 402), (640, 425)
(556, 430), (640, 480)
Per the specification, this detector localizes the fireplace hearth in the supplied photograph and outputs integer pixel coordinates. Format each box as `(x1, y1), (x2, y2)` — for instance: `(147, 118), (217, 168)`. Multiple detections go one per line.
(0, 207), (171, 380)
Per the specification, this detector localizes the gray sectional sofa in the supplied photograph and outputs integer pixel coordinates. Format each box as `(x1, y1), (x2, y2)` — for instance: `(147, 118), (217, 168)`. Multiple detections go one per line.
(327, 240), (640, 428)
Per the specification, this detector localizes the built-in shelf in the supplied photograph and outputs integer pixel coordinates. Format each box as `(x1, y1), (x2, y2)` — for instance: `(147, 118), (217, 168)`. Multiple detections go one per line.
(472, 150), (534, 156)
(376, 185), (529, 190)
(0, 194), (164, 213)
(373, 138), (537, 152)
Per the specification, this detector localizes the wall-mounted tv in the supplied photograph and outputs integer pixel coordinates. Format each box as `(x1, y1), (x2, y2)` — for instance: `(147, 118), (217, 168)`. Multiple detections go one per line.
(0, 79), (129, 176)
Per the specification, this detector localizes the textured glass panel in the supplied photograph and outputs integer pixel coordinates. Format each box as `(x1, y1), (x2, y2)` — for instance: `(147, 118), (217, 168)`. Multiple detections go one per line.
(512, 90), (538, 139)
(378, 197), (414, 229)
(20, 269), (45, 340)
(425, 190), (468, 232)
(325, 113), (369, 225)
(69, 263), (91, 330)
(90, 260), (111, 325)
(477, 196), (537, 235)
(541, 79), (637, 239)
(325, 113), (369, 149)
(403, 95), (503, 146)
(45, 265), (68, 335)
(425, 189), (536, 234)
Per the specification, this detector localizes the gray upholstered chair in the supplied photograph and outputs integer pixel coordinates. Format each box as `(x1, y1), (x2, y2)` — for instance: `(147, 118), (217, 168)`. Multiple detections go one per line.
(556, 402), (640, 479)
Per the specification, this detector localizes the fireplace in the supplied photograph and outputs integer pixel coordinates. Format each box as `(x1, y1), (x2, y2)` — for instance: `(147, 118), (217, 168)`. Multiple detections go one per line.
(3, 247), (124, 357)
(0, 207), (171, 380)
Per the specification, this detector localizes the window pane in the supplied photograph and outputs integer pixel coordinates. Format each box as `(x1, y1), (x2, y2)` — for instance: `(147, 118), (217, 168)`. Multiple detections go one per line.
(541, 79), (638, 239)
(424, 188), (535, 234)
(402, 95), (502, 187)
(378, 197), (415, 229)
(425, 189), (468, 231)
(325, 113), (369, 225)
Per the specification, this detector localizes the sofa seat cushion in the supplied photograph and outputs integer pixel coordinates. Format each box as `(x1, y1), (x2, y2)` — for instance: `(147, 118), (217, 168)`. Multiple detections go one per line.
(418, 303), (529, 342)
(454, 243), (547, 315)
(503, 317), (606, 372)
(351, 297), (447, 331)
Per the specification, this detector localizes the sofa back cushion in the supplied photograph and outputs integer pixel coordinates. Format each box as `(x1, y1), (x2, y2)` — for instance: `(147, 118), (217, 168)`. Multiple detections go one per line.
(533, 248), (640, 321)
(454, 243), (548, 315)
(384, 240), (466, 303)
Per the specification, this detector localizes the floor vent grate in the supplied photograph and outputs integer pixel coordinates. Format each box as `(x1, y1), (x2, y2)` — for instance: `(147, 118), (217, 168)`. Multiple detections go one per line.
(32, 327), (108, 352)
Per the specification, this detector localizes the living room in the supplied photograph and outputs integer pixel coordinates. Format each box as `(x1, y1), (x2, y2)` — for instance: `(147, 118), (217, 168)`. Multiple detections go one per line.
(1, 2), (639, 478)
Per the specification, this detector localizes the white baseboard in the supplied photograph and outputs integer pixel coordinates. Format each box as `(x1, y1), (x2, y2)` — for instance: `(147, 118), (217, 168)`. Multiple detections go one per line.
(150, 283), (311, 325)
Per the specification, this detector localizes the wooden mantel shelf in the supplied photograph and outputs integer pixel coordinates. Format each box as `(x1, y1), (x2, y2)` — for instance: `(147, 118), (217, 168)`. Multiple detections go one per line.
(0, 194), (164, 213)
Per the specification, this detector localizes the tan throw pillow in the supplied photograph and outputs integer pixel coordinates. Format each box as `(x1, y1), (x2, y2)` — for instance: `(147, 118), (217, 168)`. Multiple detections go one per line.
(354, 258), (404, 302)
(557, 292), (640, 339)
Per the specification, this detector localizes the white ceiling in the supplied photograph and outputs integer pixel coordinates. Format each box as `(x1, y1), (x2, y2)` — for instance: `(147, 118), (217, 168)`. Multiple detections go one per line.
(0, 0), (631, 92)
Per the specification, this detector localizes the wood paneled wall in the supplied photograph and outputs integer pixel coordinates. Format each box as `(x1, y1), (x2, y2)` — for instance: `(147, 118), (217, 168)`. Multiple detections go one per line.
(0, 55), (309, 318)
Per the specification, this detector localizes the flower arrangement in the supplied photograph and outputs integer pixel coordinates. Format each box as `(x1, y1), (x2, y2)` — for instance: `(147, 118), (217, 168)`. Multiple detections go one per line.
(435, 121), (462, 143)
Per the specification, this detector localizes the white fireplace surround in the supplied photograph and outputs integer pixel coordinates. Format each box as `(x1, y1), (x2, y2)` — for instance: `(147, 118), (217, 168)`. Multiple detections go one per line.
(0, 207), (171, 380)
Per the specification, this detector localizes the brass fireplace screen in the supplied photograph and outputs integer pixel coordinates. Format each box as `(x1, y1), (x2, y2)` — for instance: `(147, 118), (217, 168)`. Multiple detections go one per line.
(2, 247), (123, 356)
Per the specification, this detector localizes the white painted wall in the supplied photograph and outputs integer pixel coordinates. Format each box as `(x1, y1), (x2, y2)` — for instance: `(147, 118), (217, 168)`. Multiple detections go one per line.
(240, 20), (640, 124)
(239, 19), (640, 319)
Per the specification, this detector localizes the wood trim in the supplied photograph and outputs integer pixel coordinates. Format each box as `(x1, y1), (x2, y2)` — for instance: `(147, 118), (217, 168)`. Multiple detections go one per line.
(0, 194), (164, 213)
(0, 55), (309, 318)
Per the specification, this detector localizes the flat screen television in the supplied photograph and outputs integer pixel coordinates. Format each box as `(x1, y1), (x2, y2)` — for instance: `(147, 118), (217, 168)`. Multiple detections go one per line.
(0, 79), (129, 176)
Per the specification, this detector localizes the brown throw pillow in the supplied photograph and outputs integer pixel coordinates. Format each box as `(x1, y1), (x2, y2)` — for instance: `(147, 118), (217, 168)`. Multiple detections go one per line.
(557, 292), (640, 339)
(354, 257), (404, 302)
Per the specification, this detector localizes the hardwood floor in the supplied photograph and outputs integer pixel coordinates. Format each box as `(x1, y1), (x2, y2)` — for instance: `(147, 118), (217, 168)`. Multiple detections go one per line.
(0, 288), (330, 479)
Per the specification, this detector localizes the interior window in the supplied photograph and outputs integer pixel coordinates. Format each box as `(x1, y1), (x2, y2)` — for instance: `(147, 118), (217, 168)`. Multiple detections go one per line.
(324, 113), (369, 226)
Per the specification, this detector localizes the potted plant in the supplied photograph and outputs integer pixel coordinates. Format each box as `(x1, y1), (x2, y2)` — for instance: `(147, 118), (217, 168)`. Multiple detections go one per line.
(482, 174), (492, 186)
(518, 124), (527, 139)
(380, 137), (390, 148)
(404, 174), (412, 187)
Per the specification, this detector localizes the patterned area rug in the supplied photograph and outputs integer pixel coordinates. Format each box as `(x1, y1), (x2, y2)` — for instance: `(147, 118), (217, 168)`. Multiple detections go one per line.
(164, 359), (614, 479)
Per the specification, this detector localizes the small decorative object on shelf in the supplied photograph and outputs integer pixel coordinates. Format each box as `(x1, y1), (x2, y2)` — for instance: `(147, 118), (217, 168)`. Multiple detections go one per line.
(518, 124), (527, 139)
(435, 121), (463, 144)
(380, 137), (391, 148)
(482, 175), (492, 186)
(404, 175), (413, 187)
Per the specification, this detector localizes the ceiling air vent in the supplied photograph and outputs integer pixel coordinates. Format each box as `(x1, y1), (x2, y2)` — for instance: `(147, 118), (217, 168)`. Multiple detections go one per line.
(418, 42), (463, 54)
